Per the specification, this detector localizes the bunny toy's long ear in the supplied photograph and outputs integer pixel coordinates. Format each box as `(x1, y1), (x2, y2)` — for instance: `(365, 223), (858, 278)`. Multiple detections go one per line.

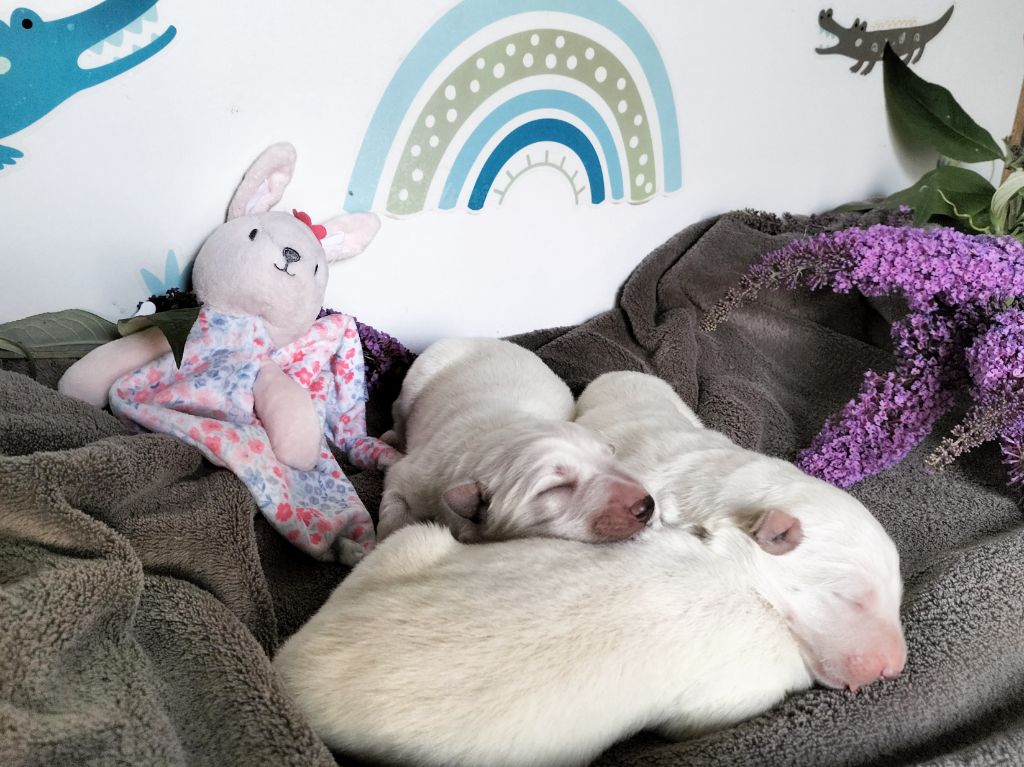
(319, 212), (382, 263)
(225, 142), (297, 220)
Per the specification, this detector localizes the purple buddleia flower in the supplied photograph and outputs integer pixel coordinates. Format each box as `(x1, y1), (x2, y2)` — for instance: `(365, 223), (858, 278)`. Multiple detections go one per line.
(797, 311), (964, 486)
(1002, 416), (1024, 487)
(797, 367), (957, 486)
(965, 308), (1024, 405)
(962, 309), (1024, 482)
(703, 226), (1024, 332)
(703, 225), (1024, 489)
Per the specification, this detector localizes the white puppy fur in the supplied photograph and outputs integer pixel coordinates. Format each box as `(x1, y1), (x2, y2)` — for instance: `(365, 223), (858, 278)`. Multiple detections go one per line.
(378, 338), (654, 543)
(273, 372), (906, 767)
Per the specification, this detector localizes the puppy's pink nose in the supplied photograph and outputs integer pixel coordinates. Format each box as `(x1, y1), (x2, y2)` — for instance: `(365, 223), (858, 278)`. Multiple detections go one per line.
(882, 639), (908, 679)
(881, 663), (903, 681)
(843, 640), (907, 691)
(631, 494), (655, 523)
(591, 483), (655, 540)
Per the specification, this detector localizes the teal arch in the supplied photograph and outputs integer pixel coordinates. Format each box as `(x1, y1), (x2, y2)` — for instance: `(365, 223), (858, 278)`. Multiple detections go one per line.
(469, 119), (605, 209)
(440, 90), (623, 209)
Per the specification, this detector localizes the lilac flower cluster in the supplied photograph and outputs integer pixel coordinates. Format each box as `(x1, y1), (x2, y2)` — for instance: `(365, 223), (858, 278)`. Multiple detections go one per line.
(799, 312), (964, 485)
(965, 308), (1024, 404)
(703, 224), (1024, 489)
(961, 308), (1024, 485)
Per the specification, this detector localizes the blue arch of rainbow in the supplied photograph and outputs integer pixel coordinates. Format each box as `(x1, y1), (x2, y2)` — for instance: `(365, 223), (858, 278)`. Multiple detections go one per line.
(469, 119), (604, 209)
(344, 0), (680, 213)
(440, 90), (622, 209)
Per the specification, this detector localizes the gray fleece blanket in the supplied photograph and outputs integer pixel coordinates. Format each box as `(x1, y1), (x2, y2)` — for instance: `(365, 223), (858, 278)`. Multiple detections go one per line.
(2, 211), (1023, 766)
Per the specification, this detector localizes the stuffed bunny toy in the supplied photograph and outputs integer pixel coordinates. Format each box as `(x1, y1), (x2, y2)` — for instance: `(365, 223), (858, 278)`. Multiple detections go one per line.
(58, 142), (400, 564)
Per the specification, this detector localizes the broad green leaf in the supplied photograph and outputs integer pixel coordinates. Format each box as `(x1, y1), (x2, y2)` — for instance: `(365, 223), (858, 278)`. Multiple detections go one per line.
(880, 166), (996, 229)
(883, 44), (1004, 163)
(991, 170), (1024, 235)
(117, 307), (199, 368)
(0, 310), (118, 359)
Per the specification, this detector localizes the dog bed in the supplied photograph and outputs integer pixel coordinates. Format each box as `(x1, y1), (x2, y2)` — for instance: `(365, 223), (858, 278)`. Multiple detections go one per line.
(2, 210), (1022, 766)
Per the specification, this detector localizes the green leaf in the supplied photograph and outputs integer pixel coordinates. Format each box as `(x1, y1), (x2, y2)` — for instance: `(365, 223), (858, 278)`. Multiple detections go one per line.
(0, 310), (118, 360)
(882, 44), (1004, 163)
(880, 166), (996, 229)
(991, 170), (1024, 235)
(117, 307), (199, 368)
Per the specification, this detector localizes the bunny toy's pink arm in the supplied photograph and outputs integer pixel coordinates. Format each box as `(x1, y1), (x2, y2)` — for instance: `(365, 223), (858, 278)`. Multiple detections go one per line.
(253, 361), (322, 471)
(58, 327), (171, 408)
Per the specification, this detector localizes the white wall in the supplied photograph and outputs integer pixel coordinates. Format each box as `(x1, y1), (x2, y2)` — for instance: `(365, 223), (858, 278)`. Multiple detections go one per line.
(1, 0), (1021, 350)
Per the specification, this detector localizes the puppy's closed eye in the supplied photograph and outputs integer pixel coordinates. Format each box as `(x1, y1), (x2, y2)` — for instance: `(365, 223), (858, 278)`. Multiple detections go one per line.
(539, 482), (576, 497)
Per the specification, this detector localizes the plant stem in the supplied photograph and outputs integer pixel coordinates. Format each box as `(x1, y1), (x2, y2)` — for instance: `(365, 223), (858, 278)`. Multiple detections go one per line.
(925, 399), (1008, 473)
(1004, 63), (1024, 183)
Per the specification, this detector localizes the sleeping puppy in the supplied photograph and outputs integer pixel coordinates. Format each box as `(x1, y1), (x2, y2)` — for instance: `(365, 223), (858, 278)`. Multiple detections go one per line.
(272, 372), (906, 767)
(377, 338), (654, 543)
(575, 371), (906, 689)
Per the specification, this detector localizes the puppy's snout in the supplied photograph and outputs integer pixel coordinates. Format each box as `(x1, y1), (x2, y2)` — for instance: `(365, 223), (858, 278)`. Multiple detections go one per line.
(838, 626), (907, 691)
(590, 481), (655, 541)
(282, 246), (301, 263)
(631, 494), (655, 523)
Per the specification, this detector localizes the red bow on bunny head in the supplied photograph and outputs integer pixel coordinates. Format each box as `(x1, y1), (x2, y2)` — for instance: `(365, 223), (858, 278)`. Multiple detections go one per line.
(292, 210), (327, 241)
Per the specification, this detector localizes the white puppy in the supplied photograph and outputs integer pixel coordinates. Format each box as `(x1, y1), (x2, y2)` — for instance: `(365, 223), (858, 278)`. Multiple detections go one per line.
(575, 372), (906, 689)
(273, 373), (906, 767)
(378, 338), (654, 543)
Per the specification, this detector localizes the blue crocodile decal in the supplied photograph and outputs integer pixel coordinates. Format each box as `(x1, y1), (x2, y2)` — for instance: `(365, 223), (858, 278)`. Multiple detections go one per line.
(0, 0), (176, 170)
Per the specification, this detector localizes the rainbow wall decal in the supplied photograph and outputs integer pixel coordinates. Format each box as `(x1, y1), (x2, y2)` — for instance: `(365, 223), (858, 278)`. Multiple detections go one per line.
(345, 0), (681, 215)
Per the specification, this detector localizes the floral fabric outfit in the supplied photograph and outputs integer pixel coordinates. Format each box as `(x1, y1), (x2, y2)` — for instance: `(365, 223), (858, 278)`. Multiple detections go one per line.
(110, 308), (399, 561)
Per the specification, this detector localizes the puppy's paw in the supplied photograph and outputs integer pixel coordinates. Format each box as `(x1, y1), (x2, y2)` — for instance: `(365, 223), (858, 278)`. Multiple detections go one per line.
(376, 446), (405, 470)
(336, 538), (368, 566)
(377, 492), (415, 540)
(380, 429), (402, 448)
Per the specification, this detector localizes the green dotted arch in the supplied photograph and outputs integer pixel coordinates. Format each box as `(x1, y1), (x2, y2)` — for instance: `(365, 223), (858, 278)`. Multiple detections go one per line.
(387, 29), (656, 215)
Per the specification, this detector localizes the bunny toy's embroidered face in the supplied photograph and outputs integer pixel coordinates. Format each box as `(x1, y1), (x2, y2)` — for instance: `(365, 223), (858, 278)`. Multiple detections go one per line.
(192, 211), (330, 348)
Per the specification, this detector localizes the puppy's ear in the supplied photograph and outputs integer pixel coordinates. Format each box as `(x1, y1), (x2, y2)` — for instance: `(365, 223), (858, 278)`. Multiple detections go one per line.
(443, 482), (488, 523)
(741, 508), (802, 555)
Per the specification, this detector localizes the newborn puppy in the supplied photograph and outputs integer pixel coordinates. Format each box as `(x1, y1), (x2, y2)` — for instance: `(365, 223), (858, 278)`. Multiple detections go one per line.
(273, 379), (906, 767)
(378, 338), (654, 543)
(575, 371), (906, 690)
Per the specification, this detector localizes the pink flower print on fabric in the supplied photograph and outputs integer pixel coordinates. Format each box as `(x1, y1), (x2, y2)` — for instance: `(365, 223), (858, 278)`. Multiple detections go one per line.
(110, 308), (395, 561)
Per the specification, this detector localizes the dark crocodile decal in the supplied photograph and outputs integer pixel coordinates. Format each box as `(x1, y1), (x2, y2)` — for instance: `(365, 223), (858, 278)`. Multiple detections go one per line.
(816, 6), (953, 74)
